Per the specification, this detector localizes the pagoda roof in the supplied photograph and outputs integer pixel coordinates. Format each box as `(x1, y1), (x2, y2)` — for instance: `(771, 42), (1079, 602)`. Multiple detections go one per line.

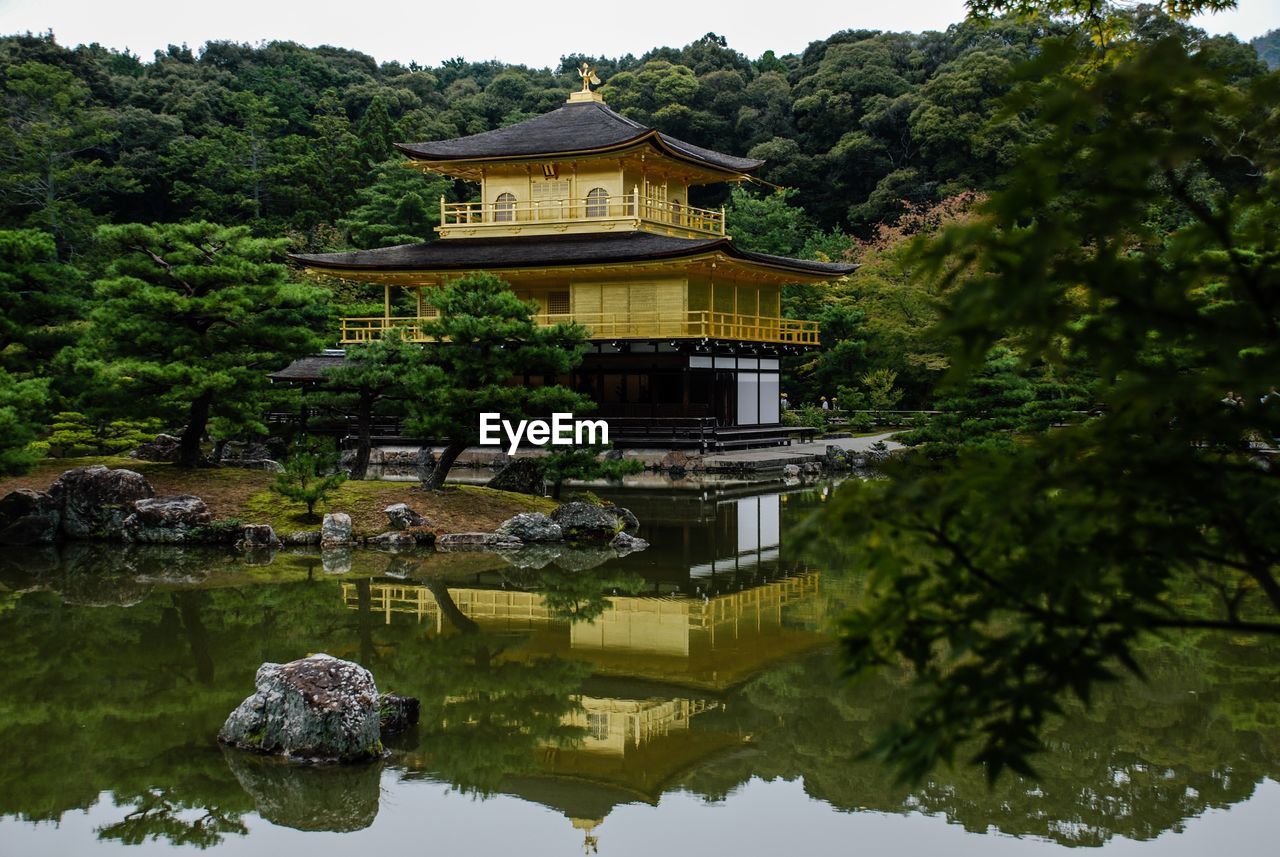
(395, 101), (763, 175)
(290, 232), (857, 280)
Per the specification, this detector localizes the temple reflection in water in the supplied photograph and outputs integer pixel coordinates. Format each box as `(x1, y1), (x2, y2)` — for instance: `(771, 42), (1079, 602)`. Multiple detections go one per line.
(342, 572), (820, 687)
(339, 489), (830, 844)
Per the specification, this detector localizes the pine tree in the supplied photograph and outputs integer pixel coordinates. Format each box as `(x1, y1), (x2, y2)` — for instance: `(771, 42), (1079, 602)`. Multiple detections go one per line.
(356, 95), (395, 165)
(322, 330), (422, 480)
(0, 228), (86, 377)
(339, 158), (450, 248)
(80, 222), (329, 467)
(0, 368), (46, 475)
(271, 449), (347, 519)
(406, 272), (592, 489)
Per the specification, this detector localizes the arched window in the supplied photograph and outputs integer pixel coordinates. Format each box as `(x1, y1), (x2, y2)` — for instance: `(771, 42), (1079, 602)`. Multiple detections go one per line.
(585, 187), (609, 218)
(494, 192), (516, 222)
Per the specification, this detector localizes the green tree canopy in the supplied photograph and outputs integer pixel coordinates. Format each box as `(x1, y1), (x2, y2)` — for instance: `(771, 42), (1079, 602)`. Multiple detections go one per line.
(0, 61), (136, 256)
(321, 330), (423, 480)
(0, 368), (46, 475)
(79, 222), (328, 466)
(723, 186), (813, 257)
(0, 228), (85, 377)
(407, 272), (592, 488)
(338, 158), (450, 249)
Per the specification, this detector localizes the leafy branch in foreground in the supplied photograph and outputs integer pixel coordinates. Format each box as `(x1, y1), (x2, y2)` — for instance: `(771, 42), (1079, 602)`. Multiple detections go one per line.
(809, 31), (1280, 783)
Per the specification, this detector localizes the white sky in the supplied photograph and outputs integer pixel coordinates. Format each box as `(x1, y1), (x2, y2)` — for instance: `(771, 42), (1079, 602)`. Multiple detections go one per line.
(0, 0), (1275, 68)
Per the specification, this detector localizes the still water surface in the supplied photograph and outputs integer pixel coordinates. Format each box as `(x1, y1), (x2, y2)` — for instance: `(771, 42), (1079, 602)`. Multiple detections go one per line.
(0, 483), (1276, 855)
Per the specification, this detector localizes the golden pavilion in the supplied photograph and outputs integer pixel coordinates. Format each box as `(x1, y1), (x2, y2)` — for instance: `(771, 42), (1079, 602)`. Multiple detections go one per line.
(287, 67), (856, 448)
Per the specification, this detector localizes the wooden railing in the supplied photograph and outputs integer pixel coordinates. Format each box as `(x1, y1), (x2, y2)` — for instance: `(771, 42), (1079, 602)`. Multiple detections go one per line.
(340, 310), (819, 346)
(441, 192), (726, 237)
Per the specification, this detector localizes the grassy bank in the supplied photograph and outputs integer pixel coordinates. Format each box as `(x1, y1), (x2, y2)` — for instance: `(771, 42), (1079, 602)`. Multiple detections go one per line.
(0, 457), (555, 537)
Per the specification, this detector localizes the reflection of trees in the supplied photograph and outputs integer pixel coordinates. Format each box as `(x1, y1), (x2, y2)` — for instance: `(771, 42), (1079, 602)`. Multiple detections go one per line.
(680, 629), (1280, 846)
(496, 564), (645, 624)
(96, 782), (247, 848)
(0, 544), (1275, 846)
(397, 576), (589, 795)
(174, 591), (214, 684)
(0, 571), (385, 844)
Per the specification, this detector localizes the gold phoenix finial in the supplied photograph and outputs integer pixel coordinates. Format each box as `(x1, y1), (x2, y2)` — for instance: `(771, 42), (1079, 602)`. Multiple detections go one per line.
(579, 62), (601, 92)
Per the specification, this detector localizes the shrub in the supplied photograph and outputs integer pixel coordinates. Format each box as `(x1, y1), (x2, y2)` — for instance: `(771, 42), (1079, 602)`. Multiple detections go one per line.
(270, 449), (347, 519)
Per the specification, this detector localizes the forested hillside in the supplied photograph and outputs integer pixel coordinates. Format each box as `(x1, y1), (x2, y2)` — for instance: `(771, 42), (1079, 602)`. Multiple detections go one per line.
(4, 11), (1265, 262)
(3, 22), (1049, 259)
(0, 11), (1244, 258)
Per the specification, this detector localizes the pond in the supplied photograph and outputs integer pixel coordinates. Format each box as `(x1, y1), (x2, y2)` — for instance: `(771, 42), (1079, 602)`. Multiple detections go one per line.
(0, 481), (1276, 855)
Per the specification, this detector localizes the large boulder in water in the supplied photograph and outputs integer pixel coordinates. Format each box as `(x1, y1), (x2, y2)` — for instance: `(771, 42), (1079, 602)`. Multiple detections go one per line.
(550, 501), (628, 543)
(0, 489), (62, 545)
(121, 495), (213, 543)
(218, 654), (384, 763)
(487, 458), (544, 495)
(496, 512), (562, 542)
(49, 465), (154, 539)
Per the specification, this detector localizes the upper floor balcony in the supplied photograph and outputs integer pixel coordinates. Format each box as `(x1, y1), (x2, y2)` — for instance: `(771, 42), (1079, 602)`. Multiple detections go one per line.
(437, 191), (726, 240)
(339, 310), (819, 347)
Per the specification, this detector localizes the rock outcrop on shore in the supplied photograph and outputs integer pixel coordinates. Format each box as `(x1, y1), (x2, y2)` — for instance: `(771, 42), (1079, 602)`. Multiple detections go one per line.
(435, 502), (650, 567)
(50, 465), (155, 539)
(0, 466), (244, 546)
(0, 465), (651, 561)
(122, 495), (213, 543)
(384, 503), (427, 530)
(218, 653), (419, 764)
(0, 489), (61, 545)
(495, 512), (562, 542)
(549, 501), (634, 543)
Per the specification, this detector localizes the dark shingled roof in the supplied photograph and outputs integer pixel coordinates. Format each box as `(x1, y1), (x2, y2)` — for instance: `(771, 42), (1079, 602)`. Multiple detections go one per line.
(291, 232), (857, 278)
(268, 350), (349, 383)
(396, 101), (764, 174)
